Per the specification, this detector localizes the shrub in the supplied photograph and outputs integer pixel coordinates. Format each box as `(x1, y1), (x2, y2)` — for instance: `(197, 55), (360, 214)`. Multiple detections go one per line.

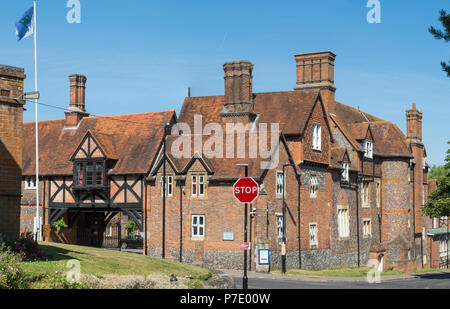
(125, 220), (137, 240)
(0, 244), (28, 289)
(12, 233), (43, 260)
(53, 218), (68, 235)
(29, 272), (94, 289)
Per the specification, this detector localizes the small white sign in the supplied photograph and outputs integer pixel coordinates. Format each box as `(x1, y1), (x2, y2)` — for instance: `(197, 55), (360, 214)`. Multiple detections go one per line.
(223, 232), (234, 241)
(259, 249), (269, 265)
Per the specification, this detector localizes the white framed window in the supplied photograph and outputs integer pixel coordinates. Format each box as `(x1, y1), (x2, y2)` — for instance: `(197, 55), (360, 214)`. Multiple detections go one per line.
(160, 175), (173, 197)
(105, 224), (113, 237)
(309, 223), (318, 248)
(199, 175), (205, 196)
(362, 182), (370, 208)
(192, 215), (205, 238)
(276, 171), (284, 198)
(363, 140), (373, 159)
(310, 175), (318, 198)
(363, 219), (372, 237)
(276, 215), (284, 240)
(191, 175), (206, 197)
(312, 123), (322, 151)
(337, 207), (350, 238)
(24, 176), (37, 190)
(341, 163), (349, 182)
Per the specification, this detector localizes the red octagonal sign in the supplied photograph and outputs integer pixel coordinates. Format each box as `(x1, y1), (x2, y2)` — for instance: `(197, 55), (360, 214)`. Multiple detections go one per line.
(233, 177), (259, 204)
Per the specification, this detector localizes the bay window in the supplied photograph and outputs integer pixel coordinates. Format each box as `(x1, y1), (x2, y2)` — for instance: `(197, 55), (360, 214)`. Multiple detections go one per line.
(74, 160), (106, 188)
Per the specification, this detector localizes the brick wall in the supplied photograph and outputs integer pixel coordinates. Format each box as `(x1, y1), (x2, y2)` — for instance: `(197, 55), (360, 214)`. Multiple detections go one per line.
(0, 65), (25, 240)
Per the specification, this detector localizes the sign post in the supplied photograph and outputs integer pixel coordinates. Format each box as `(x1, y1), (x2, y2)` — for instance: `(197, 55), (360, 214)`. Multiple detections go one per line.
(234, 170), (259, 290)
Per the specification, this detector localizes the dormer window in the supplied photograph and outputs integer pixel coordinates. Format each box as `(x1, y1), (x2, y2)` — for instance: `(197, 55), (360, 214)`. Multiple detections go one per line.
(341, 162), (349, 182)
(312, 123), (322, 151)
(362, 140), (373, 159)
(74, 160), (106, 188)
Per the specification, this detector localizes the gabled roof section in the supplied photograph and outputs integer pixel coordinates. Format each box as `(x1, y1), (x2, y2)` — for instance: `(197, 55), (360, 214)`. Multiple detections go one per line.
(369, 121), (412, 157)
(329, 114), (363, 152)
(331, 146), (356, 169)
(178, 90), (322, 136)
(69, 130), (117, 161)
(23, 110), (177, 176)
(347, 123), (374, 142)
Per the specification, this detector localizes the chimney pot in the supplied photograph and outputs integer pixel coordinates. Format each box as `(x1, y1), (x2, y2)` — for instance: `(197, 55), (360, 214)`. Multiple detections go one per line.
(294, 51), (336, 115)
(65, 74), (89, 127)
(220, 61), (255, 120)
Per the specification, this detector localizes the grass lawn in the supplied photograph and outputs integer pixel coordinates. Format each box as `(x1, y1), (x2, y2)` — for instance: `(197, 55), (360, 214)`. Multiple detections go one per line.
(22, 242), (211, 281)
(270, 266), (441, 278)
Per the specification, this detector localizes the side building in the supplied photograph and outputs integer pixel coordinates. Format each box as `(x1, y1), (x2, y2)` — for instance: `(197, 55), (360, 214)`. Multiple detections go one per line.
(20, 74), (176, 247)
(0, 65), (26, 240)
(145, 51), (436, 271)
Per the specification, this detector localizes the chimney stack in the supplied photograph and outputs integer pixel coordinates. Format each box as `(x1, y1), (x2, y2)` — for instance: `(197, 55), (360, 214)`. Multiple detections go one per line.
(65, 74), (89, 127)
(220, 61), (256, 121)
(406, 103), (422, 141)
(294, 51), (336, 115)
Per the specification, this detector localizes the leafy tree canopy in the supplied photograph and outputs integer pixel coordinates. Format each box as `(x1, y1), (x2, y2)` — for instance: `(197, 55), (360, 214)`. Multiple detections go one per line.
(429, 10), (450, 77)
(422, 142), (450, 218)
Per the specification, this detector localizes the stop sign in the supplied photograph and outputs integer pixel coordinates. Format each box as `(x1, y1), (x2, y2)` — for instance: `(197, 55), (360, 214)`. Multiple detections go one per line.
(233, 177), (259, 203)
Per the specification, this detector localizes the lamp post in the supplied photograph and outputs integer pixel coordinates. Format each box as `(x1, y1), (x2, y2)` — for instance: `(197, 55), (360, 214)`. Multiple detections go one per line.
(282, 163), (295, 274)
(237, 163), (249, 290)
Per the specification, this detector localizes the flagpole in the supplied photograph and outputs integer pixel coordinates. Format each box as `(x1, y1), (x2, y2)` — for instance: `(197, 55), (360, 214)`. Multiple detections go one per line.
(33, 0), (41, 241)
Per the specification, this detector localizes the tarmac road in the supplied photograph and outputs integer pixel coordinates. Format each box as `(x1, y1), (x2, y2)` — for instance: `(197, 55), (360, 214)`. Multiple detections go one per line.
(224, 270), (450, 289)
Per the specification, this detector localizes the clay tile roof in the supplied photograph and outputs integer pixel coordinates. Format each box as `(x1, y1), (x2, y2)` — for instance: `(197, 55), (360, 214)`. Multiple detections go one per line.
(23, 111), (176, 176)
(347, 123), (370, 141)
(331, 146), (347, 166)
(178, 90), (320, 135)
(333, 102), (412, 158)
(369, 121), (411, 157)
(334, 102), (382, 124)
(152, 131), (280, 179)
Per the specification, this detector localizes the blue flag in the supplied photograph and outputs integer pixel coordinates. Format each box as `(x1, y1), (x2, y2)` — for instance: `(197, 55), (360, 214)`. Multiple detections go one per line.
(15, 7), (34, 41)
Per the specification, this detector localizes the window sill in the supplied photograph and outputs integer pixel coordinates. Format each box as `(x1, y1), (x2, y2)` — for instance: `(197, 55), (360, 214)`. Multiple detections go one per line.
(191, 236), (205, 241)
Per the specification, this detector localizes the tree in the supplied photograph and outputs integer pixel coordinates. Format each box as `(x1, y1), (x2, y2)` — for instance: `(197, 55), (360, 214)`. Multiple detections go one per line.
(430, 164), (447, 183)
(125, 220), (137, 240)
(422, 142), (450, 218)
(429, 10), (450, 77)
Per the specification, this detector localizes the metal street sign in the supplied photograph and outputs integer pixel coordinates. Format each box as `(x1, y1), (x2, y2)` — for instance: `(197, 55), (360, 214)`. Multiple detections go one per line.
(233, 177), (259, 204)
(240, 242), (251, 251)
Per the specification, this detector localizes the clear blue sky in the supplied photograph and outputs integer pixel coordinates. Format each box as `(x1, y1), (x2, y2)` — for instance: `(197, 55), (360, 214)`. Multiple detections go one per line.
(1, 0), (449, 165)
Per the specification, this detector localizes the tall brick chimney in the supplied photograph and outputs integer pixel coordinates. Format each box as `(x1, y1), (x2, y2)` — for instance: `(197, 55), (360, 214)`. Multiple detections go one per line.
(65, 74), (89, 127)
(406, 103), (422, 141)
(0, 64), (26, 239)
(220, 61), (256, 121)
(294, 51), (336, 115)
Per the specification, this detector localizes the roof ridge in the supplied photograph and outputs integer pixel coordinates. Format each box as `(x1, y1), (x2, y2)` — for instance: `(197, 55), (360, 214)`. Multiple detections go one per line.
(23, 110), (175, 125)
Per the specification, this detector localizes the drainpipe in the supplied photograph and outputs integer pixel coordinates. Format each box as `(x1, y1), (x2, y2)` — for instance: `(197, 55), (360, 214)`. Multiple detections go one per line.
(412, 162), (416, 262)
(356, 177), (361, 268)
(144, 176), (148, 255)
(297, 175), (302, 269)
(179, 181), (183, 263)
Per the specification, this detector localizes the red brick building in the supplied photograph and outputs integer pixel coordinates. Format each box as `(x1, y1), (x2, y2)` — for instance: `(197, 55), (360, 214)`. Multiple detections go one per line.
(146, 51), (436, 271)
(0, 65), (26, 240)
(20, 51), (440, 271)
(20, 74), (176, 246)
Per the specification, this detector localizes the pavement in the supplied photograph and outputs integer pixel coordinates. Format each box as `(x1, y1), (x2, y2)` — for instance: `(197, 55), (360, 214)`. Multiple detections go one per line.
(220, 269), (450, 289)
